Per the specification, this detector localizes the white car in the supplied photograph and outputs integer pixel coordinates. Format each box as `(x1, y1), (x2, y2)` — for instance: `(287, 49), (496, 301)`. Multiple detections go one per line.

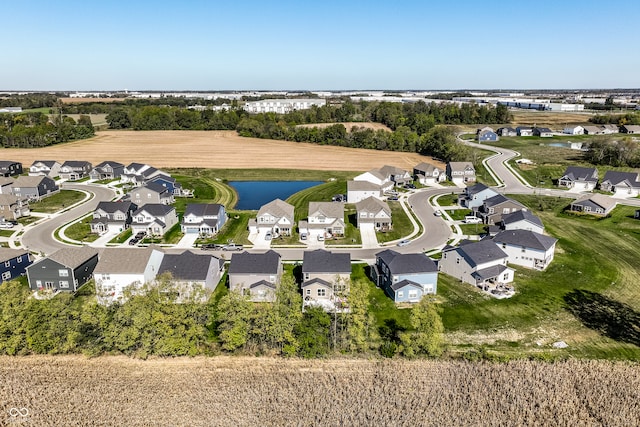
(317, 235), (325, 241)
(434, 210), (443, 217)
(0, 222), (14, 229)
(464, 216), (482, 224)
(265, 231), (272, 241)
(397, 239), (410, 247)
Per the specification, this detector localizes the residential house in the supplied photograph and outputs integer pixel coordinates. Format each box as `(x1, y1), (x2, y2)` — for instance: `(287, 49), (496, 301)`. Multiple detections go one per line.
(378, 165), (413, 187)
(252, 199), (294, 237)
(477, 194), (526, 225)
(347, 180), (384, 203)
(563, 125), (584, 135)
(583, 125), (603, 135)
(0, 161), (23, 177)
(59, 161), (92, 181)
(493, 230), (557, 270)
(149, 174), (184, 196)
(158, 251), (224, 301)
(477, 128), (499, 142)
(129, 182), (174, 205)
(569, 193), (617, 216)
(0, 248), (33, 282)
(121, 163), (166, 186)
(301, 249), (351, 310)
(497, 127), (517, 137)
(27, 247), (99, 293)
(439, 240), (514, 291)
(413, 162), (446, 185)
(298, 202), (345, 239)
(533, 127), (554, 137)
(353, 168), (392, 188)
(500, 210), (544, 234)
(0, 178), (14, 194)
(447, 162), (476, 185)
(516, 126), (533, 136)
(93, 247), (165, 304)
(89, 161), (125, 180)
(600, 124), (619, 134)
(181, 203), (226, 235)
(130, 204), (179, 236)
(558, 166), (599, 191)
(599, 171), (640, 197)
(0, 194), (30, 220)
(28, 160), (61, 177)
(90, 201), (137, 234)
(10, 176), (59, 201)
(228, 250), (282, 302)
(372, 249), (438, 303)
(620, 125), (640, 134)
(458, 182), (500, 210)
(355, 196), (392, 231)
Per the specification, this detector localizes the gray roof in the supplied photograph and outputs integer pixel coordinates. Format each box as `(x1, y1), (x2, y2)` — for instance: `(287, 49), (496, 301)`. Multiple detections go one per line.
(308, 202), (344, 220)
(302, 249), (351, 274)
(48, 247), (99, 269)
(31, 160), (58, 167)
(355, 196), (390, 215)
(95, 201), (135, 214)
(561, 166), (598, 182)
(501, 210), (543, 228)
(94, 247), (161, 274)
(571, 194), (617, 211)
(456, 240), (508, 267)
(534, 127), (553, 133)
(137, 181), (169, 194)
(493, 230), (557, 251)
(622, 125), (640, 132)
(0, 194), (20, 206)
(126, 162), (147, 171)
(159, 251), (220, 281)
(601, 171), (640, 188)
(0, 248), (28, 263)
(472, 264), (509, 281)
(133, 204), (175, 217)
(413, 162), (440, 173)
(184, 204), (224, 217)
(379, 165), (409, 177)
(347, 180), (381, 191)
(0, 161), (21, 167)
(249, 280), (276, 290)
(61, 160), (91, 168)
(258, 199), (294, 220)
(93, 161), (124, 169)
(448, 162), (475, 172)
(12, 175), (49, 187)
(390, 279), (424, 292)
(483, 194), (524, 209)
(302, 277), (332, 289)
(466, 182), (493, 196)
(228, 250), (281, 275)
(376, 249), (437, 275)
(583, 125), (602, 134)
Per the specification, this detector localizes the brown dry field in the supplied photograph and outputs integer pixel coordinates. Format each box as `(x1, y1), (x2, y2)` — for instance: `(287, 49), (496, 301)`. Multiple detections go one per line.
(1, 356), (639, 426)
(0, 130), (439, 172)
(511, 110), (596, 126)
(296, 121), (392, 132)
(59, 97), (127, 104)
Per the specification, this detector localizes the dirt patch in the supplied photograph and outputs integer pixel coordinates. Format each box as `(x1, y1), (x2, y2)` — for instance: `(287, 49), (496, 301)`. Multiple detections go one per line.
(0, 130), (433, 172)
(296, 122), (392, 132)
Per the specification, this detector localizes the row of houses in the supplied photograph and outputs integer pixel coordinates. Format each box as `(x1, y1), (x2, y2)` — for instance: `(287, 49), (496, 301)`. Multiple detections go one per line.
(563, 124), (623, 135)
(476, 124), (638, 141)
(559, 166), (640, 201)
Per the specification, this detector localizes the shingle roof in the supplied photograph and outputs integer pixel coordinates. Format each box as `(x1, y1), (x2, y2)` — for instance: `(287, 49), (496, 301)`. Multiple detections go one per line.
(228, 250), (281, 275)
(12, 175), (48, 187)
(347, 180), (381, 191)
(93, 161), (124, 169)
(61, 160), (91, 168)
(302, 250), (351, 274)
(379, 165), (408, 177)
(466, 182), (493, 196)
(159, 251), (220, 281)
(133, 204), (175, 217)
(301, 278), (332, 289)
(448, 162), (475, 172)
(184, 204), (224, 218)
(583, 125), (602, 134)
(376, 249), (437, 275)
(48, 247), (99, 269)
(413, 162), (440, 173)
(472, 264), (509, 281)
(135, 181), (169, 194)
(572, 194), (618, 211)
(249, 280), (276, 290)
(390, 279), (424, 292)
(483, 194), (524, 209)
(308, 202), (344, 220)
(493, 230), (557, 251)
(501, 210), (543, 228)
(94, 247), (161, 274)
(601, 171), (640, 188)
(95, 201), (135, 214)
(0, 194), (19, 205)
(31, 160), (58, 168)
(534, 127), (553, 133)
(0, 161), (20, 168)
(561, 166), (598, 182)
(0, 248), (28, 263)
(355, 196), (390, 215)
(258, 199), (294, 220)
(456, 240), (508, 267)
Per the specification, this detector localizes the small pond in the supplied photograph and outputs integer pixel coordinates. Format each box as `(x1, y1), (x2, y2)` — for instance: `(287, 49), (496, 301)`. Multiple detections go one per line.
(229, 181), (324, 210)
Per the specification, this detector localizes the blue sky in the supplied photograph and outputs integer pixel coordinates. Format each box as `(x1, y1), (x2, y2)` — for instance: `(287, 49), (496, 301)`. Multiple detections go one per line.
(3, 0), (639, 90)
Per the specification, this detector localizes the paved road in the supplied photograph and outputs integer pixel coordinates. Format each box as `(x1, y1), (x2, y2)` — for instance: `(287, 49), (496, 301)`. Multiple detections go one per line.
(21, 183), (116, 255)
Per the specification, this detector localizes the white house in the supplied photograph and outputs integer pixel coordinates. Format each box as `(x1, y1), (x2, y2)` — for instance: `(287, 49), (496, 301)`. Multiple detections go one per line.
(446, 162), (476, 185)
(130, 204), (179, 236)
(413, 162), (446, 185)
(29, 160), (61, 178)
(299, 202), (345, 239)
(492, 230), (557, 270)
(250, 198), (294, 237)
(354, 168), (394, 189)
(563, 125), (584, 135)
(355, 196), (392, 231)
(181, 204), (226, 235)
(347, 180), (383, 203)
(501, 210), (544, 234)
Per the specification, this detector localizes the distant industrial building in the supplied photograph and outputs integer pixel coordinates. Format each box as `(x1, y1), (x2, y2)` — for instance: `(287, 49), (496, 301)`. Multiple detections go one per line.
(243, 98), (326, 114)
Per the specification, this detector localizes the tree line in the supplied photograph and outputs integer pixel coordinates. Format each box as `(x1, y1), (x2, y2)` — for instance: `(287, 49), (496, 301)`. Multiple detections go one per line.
(584, 136), (640, 167)
(0, 112), (95, 148)
(589, 112), (640, 126)
(0, 274), (443, 359)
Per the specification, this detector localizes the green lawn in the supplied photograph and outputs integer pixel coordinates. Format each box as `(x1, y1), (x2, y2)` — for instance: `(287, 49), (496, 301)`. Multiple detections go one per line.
(458, 223), (486, 236)
(434, 193), (459, 207)
(0, 229), (15, 237)
(197, 211), (252, 246)
(448, 208), (472, 221)
(17, 216), (39, 226)
(64, 216), (99, 242)
(29, 190), (86, 213)
(376, 201), (413, 243)
(287, 181), (347, 222)
(94, 178), (119, 185)
(109, 228), (132, 244)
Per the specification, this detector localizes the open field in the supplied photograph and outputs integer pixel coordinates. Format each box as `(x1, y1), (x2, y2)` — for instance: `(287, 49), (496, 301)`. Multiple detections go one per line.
(0, 130), (433, 172)
(0, 356), (639, 426)
(511, 110), (597, 126)
(296, 121), (392, 132)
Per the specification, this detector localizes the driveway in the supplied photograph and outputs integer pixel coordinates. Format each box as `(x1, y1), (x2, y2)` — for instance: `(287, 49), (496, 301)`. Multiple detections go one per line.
(359, 223), (378, 249)
(175, 233), (199, 249)
(252, 228), (272, 250)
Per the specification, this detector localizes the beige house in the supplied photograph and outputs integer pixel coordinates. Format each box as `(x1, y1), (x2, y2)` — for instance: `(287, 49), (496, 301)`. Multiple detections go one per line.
(0, 194), (30, 220)
(355, 196), (392, 231)
(251, 199), (295, 237)
(301, 249), (351, 311)
(298, 202), (345, 239)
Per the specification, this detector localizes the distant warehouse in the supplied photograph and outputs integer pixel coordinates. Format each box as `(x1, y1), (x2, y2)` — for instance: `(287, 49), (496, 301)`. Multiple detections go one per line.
(243, 98), (326, 114)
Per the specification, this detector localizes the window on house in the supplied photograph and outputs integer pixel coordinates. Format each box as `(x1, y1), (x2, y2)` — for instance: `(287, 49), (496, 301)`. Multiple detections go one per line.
(397, 291), (404, 298)
(304, 273), (309, 280)
(4, 261), (9, 267)
(502, 243), (507, 249)
(521, 247), (526, 253)
(1, 271), (10, 281)
(59, 269), (69, 277)
(306, 289), (310, 295)
(502, 273), (509, 280)
(317, 289), (326, 297)
(59, 281), (69, 288)
(408, 290), (418, 299)
(456, 258), (460, 264)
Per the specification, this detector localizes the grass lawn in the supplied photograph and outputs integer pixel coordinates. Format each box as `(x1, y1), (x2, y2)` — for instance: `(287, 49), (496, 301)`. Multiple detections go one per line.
(197, 211), (252, 246)
(64, 216), (99, 242)
(94, 178), (119, 185)
(109, 228), (132, 244)
(327, 221), (361, 246)
(448, 208), (472, 221)
(287, 181), (347, 222)
(376, 201), (413, 243)
(162, 223), (184, 244)
(29, 190), (86, 213)
(439, 194), (640, 359)
(17, 216), (39, 226)
(458, 223), (487, 236)
(434, 193), (459, 207)
(0, 229), (15, 237)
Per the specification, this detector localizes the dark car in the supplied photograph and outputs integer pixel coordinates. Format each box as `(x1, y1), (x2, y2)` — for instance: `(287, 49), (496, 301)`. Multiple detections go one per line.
(200, 243), (222, 250)
(128, 238), (140, 246)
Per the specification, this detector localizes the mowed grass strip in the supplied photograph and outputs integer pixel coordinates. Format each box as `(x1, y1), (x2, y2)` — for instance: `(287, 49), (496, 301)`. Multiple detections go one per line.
(29, 190), (87, 213)
(376, 201), (414, 243)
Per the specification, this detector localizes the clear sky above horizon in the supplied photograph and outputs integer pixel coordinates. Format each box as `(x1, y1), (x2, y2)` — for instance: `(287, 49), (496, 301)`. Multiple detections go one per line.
(3, 0), (639, 91)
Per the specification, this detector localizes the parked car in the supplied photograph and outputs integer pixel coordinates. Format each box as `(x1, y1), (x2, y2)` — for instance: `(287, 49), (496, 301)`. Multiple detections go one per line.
(265, 231), (272, 241)
(201, 243), (223, 250)
(128, 237), (140, 246)
(300, 233), (307, 240)
(434, 210), (443, 217)
(317, 235), (325, 241)
(135, 231), (146, 239)
(464, 216), (482, 224)
(397, 239), (410, 247)
(404, 183), (416, 189)
(222, 243), (243, 251)
(0, 222), (14, 229)
(387, 196), (399, 201)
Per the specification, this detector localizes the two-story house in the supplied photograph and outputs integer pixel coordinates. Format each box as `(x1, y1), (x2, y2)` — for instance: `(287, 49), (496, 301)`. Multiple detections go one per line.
(0, 194), (30, 220)
(130, 204), (179, 236)
(379, 165), (413, 187)
(59, 161), (92, 181)
(0, 248), (33, 282)
(29, 160), (61, 178)
(129, 182), (174, 205)
(355, 196), (392, 231)
(500, 210), (544, 234)
(477, 127), (499, 142)
(558, 166), (598, 191)
(90, 201), (137, 234)
(413, 162), (446, 185)
(181, 203), (226, 235)
(477, 194), (526, 225)
(372, 249), (438, 303)
(0, 161), (23, 177)
(447, 162), (476, 185)
(301, 249), (351, 311)
(89, 161), (125, 180)
(346, 180), (384, 203)
(121, 163), (166, 187)
(458, 183), (500, 210)
(493, 230), (558, 270)
(149, 174), (184, 196)
(10, 176), (59, 201)
(298, 202), (345, 240)
(228, 250), (282, 302)
(158, 251), (224, 302)
(497, 127), (517, 137)
(27, 247), (99, 293)
(253, 199), (294, 237)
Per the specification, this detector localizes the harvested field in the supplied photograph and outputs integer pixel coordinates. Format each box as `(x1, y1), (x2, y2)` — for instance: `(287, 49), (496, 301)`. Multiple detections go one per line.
(511, 110), (596, 126)
(0, 130), (435, 172)
(59, 97), (127, 104)
(296, 121), (392, 132)
(0, 356), (639, 426)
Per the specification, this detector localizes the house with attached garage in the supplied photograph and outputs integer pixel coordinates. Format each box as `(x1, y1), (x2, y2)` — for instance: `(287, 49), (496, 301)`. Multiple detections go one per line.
(0, 194), (30, 220)
(250, 198), (294, 237)
(600, 124), (619, 134)
(378, 165), (413, 187)
(413, 162), (446, 185)
(302, 249), (351, 311)
(354, 168), (393, 189)
(558, 166), (598, 191)
(533, 127), (554, 137)
(158, 251), (224, 302)
(477, 127), (499, 142)
(121, 163), (167, 187)
(446, 162), (476, 185)
(59, 161), (92, 181)
(599, 171), (640, 198)
(569, 193), (617, 216)
(355, 196), (392, 231)
(476, 194), (526, 225)
(346, 180), (384, 203)
(181, 203), (226, 236)
(493, 230), (557, 270)
(29, 160), (61, 178)
(371, 249), (438, 303)
(439, 240), (514, 291)
(90, 201), (137, 234)
(298, 201), (345, 240)
(130, 204), (179, 236)
(620, 125), (640, 134)
(500, 209), (544, 234)
(0, 248), (33, 282)
(129, 182), (174, 205)
(583, 125), (604, 135)
(27, 247), (99, 293)
(89, 161), (125, 180)
(0, 161), (23, 177)
(516, 126), (533, 136)
(10, 175), (59, 201)
(93, 246), (165, 304)
(458, 182), (500, 210)
(563, 125), (584, 135)
(497, 127), (517, 137)
(228, 250), (282, 302)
